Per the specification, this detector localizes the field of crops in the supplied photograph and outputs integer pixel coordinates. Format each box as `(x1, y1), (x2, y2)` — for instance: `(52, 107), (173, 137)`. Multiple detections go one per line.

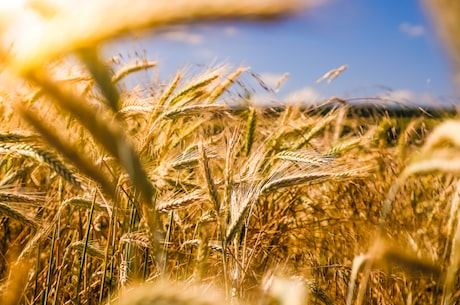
(0, 1), (460, 305)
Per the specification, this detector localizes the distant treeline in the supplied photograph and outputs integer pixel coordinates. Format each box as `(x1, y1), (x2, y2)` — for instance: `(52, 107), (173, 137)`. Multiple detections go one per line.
(261, 102), (458, 119)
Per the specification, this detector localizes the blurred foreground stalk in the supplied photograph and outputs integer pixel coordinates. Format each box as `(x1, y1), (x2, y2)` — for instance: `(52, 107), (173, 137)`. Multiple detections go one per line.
(1, 0), (313, 74)
(424, 0), (460, 91)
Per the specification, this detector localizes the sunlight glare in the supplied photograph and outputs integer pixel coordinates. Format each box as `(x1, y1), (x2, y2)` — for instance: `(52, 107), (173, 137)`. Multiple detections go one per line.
(0, 0), (27, 10)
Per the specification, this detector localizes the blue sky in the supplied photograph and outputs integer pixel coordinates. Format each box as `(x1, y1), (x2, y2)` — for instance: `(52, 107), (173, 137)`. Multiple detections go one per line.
(105, 0), (458, 106)
(0, 0), (460, 104)
(0, 0), (456, 106)
(0, 0), (452, 104)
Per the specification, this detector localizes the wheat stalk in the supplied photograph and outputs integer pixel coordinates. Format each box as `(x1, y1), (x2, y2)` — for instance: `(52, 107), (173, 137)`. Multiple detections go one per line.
(119, 257), (129, 288)
(443, 192), (460, 305)
(78, 47), (120, 111)
(424, 0), (460, 88)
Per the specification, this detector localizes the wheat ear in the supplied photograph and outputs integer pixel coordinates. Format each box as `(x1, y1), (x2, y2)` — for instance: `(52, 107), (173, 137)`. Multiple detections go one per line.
(112, 60), (157, 83)
(293, 114), (337, 149)
(199, 142), (221, 212)
(0, 202), (38, 230)
(225, 183), (261, 243)
(0, 191), (42, 204)
(19, 106), (115, 194)
(276, 150), (332, 166)
(261, 170), (363, 194)
(147, 72), (182, 127)
(69, 241), (105, 260)
(0, 132), (36, 143)
(25, 71), (156, 208)
(120, 232), (150, 249)
(207, 67), (247, 103)
(0, 141), (83, 189)
(157, 192), (202, 212)
(324, 137), (362, 157)
(62, 197), (110, 213)
(161, 104), (228, 120)
(244, 107), (257, 157)
(169, 74), (219, 106)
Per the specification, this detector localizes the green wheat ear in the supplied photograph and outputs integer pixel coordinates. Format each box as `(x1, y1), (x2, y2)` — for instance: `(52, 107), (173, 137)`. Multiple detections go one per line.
(244, 106), (257, 156)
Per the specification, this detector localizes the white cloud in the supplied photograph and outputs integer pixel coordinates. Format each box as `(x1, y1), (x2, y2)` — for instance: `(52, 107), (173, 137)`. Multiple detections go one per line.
(416, 92), (452, 107)
(249, 93), (279, 107)
(377, 89), (415, 106)
(399, 22), (425, 37)
(223, 26), (238, 36)
(160, 30), (204, 45)
(376, 89), (451, 107)
(194, 48), (216, 60)
(284, 86), (323, 105)
(248, 85), (326, 107)
(250, 87), (452, 109)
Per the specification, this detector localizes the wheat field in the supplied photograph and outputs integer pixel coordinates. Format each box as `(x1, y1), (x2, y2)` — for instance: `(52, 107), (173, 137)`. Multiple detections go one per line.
(0, 1), (459, 305)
